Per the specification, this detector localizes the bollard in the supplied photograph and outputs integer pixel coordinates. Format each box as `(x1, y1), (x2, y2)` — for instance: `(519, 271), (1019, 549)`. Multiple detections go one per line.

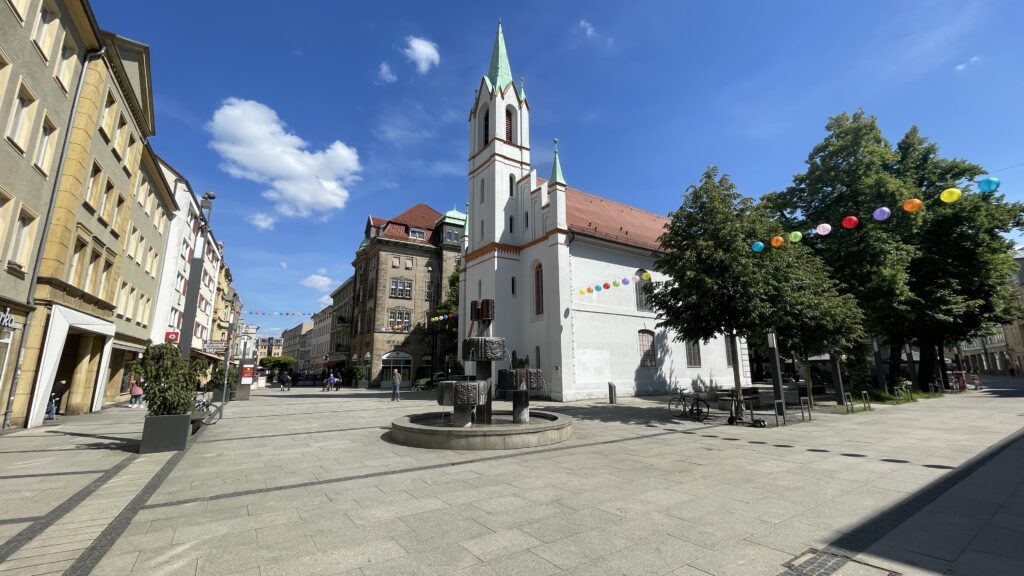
(773, 400), (786, 426)
(608, 382), (617, 404)
(800, 397), (812, 421)
(861, 391), (871, 410)
(844, 392), (854, 413)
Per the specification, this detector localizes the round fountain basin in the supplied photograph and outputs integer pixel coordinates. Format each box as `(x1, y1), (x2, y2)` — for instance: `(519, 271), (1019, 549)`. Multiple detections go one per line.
(390, 410), (572, 450)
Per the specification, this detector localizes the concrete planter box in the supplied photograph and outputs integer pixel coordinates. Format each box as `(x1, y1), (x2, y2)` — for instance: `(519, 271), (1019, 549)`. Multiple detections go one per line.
(140, 413), (191, 454)
(235, 384), (251, 400)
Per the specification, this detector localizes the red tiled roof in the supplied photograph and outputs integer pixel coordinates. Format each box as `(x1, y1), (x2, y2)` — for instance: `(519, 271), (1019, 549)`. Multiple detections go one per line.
(370, 203), (443, 246)
(563, 186), (668, 252)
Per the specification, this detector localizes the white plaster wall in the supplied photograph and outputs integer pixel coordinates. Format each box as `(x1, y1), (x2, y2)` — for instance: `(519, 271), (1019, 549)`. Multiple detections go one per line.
(149, 182), (196, 344)
(565, 238), (749, 401)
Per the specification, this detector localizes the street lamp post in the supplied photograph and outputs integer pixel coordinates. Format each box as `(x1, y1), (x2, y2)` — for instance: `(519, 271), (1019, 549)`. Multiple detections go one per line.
(179, 191), (215, 360)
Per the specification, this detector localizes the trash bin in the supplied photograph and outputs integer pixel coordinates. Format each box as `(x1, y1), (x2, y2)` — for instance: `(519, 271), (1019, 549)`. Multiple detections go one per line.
(608, 382), (617, 404)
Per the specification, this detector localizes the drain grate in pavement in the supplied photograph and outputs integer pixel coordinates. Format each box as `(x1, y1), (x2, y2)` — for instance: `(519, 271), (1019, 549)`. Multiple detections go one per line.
(779, 548), (899, 576)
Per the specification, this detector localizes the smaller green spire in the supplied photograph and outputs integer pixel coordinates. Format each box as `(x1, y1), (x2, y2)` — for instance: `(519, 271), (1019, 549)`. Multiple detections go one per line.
(519, 76), (527, 101)
(550, 138), (566, 186)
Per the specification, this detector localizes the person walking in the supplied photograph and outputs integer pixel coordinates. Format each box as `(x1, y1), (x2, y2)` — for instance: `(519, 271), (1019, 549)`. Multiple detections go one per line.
(46, 379), (67, 421)
(129, 379), (144, 408)
(391, 369), (401, 401)
(279, 371), (292, 391)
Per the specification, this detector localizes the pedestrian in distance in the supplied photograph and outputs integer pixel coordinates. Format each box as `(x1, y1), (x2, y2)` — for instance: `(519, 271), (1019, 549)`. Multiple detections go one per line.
(46, 379), (68, 420)
(129, 379), (144, 408)
(279, 371), (291, 391)
(329, 372), (339, 391)
(391, 369), (401, 401)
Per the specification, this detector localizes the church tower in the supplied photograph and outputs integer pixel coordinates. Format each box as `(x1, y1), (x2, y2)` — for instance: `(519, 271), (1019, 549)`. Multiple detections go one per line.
(467, 21), (530, 252)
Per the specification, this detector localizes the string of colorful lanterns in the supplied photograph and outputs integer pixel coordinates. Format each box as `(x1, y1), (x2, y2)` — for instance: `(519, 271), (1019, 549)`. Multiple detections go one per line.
(379, 321), (414, 332)
(429, 312), (459, 323)
(243, 311), (313, 316)
(576, 271), (652, 296)
(750, 177), (999, 253)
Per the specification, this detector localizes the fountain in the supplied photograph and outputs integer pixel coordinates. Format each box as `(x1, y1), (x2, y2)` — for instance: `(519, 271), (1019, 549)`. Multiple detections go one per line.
(390, 299), (573, 449)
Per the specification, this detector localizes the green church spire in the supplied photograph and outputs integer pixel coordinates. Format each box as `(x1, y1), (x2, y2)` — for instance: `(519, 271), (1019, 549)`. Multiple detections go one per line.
(550, 138), (566, 186)
(487, 20), (514, 92)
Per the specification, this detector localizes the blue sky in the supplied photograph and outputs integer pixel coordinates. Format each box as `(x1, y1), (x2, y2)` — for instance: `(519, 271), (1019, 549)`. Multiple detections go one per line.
(90, 0), (1024, 337)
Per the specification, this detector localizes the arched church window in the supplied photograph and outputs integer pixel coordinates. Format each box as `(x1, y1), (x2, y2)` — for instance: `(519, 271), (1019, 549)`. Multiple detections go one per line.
(509, 174), (515, 198)
(638, 330), (656, 367)
(509, 215), (515, 234)
(534, 263), (544, 315)
(505, 108), (513, 141)
(483, 110), (490, 146)
(524, 211), (528, 229)
(635, 269), (653, 311)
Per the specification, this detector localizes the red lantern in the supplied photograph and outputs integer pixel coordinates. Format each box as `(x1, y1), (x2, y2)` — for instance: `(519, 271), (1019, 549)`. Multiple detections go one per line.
(603, 283), (611, 289)
(841, 215), (859, 229)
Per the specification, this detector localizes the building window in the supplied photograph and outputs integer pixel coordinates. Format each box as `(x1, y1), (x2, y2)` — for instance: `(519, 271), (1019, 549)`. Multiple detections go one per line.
(638, 330), (656, 367)
(55, 38), (77, 91)
(97, 260), (111, 301)
(686, 340), (702, 368)
(98, 180), (115, 221)
(6, 82), (38, 153)
(387, 308), (412, 330)
(405, 257), (414, 269)
(7, 0), (29, 21)
(8, 211), (36, 267)
(479, 178), (485, 204)
(505, 108), (513, 141)
(391, 255), (399, 268)
(31, 3), (58, 61)
(84, 163), (102, 206)
(509, 174), (515, 197)
(534, 263), (544, 315)
(112, 114), (128, 159)
(524, 211), (528, 229)
(444, 227), (459, 244)
(426, 279), (433, 303)
(635, 269), (653, 311)
(390, 278), (412, 299)
(511, 276), (516, 297)
(479, 219), (484, 242)
(509, 215), (515, 234)
(410, 228), (425, 240)
(68, 239), (86, 286)
(33, 115), (57, 174)
(483, 110), (489, 145)
(110, 196), (124, 231)
(84, 250), (99, 293)
(100, 91), (116, 139)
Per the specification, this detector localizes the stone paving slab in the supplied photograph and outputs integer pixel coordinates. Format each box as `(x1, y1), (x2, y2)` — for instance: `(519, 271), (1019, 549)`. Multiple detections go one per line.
(0, 378), (1023, 575)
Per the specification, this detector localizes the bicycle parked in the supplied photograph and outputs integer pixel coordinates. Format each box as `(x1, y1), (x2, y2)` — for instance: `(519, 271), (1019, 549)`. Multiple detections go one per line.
(668, 391), (710, 422)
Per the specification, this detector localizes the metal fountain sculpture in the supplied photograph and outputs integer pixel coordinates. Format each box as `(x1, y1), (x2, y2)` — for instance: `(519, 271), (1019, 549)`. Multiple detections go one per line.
(437, 298), (544, 427)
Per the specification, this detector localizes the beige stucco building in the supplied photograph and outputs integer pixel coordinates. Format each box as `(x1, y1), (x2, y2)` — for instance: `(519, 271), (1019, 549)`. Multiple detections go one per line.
(327, 276), (354, 372)
(7, 27), (176, 427)
(0, 0), (102, 428)
(281, 321), (311, 368)
(351, 204), (464, 386)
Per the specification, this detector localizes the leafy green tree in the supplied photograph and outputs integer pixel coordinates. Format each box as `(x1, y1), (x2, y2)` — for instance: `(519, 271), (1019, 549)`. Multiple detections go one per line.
(258, 355), (296, 373)
(432, 270), (461, 365)
(651, 167), (863, 410)
(210, 365), (240, 392)
(773, 111), (1024, 390)
(137, 344), (201, 416)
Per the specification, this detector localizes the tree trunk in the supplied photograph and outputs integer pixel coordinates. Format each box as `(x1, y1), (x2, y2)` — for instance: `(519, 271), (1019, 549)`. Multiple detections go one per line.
(936, 338), (950, 390)
(729, 332), (745, 418)
(887, 336), (904, 386)
(803, 349), (814, 407)
(916, 337), (936, 392)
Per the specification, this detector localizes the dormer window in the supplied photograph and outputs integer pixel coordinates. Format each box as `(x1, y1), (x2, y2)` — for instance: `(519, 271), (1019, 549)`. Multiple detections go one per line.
(410, 228), (425, 240)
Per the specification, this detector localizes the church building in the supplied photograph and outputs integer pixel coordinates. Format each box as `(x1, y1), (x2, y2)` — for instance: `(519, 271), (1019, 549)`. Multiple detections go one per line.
(459, 23), (750, 401)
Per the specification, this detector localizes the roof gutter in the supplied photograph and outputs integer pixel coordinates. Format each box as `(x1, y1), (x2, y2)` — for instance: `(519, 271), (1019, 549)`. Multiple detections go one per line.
(3, 46), (106, 428)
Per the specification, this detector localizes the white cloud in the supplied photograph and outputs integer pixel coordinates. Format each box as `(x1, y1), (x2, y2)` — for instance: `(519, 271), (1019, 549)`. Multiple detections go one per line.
(317, 294), (333, 308)
(207, 98), (361, 219)
(301, 274), (334, 292)
(248, 212), (276, 230)
(578, 19), (614, 46)
(954, 55), (980, 71)
(279, 261), (288, 269)
(403, 36), (440, 74)
(317, 267), (327, 275)
(376, 62), (398, 84)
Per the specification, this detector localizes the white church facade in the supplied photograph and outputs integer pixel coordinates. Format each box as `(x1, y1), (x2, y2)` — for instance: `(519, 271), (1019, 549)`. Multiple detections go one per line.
(458, 24), (750, 401)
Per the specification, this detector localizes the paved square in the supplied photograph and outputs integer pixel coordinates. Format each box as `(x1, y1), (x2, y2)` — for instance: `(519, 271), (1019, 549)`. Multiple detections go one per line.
(1, 378), (1022, 575)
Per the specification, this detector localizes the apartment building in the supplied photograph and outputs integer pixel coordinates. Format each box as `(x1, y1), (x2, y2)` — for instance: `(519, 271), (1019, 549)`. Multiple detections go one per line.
(350, 204), (464, 385)
(9, 28), (176, 427)
(308, 305), (332, 376)
(256, 337), (282, 359)
(328, 276), (354, 372)
(281, 321), (311, 366)
(0, 0), (102, 427)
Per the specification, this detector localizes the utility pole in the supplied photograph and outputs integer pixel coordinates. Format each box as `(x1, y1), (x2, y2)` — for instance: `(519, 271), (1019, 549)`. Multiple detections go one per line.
(767, 330), (786, 418)
(179, 192), (215, 359)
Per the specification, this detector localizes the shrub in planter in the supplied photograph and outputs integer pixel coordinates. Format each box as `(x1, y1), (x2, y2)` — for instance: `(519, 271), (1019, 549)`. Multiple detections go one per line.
(137, 344), (202, 453)
(209, 365), (240, 400)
